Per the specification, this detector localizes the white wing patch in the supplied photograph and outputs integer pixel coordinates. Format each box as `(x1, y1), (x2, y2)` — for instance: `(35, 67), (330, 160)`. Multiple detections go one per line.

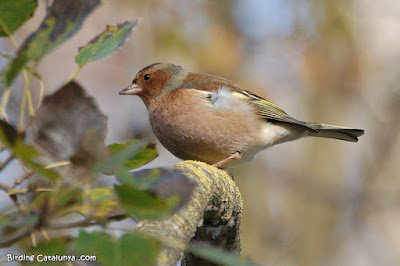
(209, 87), (254, 113)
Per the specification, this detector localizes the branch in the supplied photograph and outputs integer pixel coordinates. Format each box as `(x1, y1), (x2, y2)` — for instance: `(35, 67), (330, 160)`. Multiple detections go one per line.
(46, 214), (127, 230)
(0, 228), (32, 248)
(136, 161), (243, 265)
(0, 154), (15, 170)
(0, 213), (127, 248)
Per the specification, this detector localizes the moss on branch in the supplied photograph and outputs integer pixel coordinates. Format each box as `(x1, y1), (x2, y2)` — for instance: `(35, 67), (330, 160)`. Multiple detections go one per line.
(136, 160), (243, 265)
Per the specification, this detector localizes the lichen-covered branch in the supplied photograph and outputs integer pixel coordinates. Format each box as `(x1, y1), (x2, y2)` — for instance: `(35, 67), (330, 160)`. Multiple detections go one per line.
(136, 160), (243, 266)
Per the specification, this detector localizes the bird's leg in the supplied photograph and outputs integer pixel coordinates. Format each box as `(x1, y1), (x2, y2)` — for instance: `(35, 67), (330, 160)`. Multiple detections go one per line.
(212, 152), (241, 169)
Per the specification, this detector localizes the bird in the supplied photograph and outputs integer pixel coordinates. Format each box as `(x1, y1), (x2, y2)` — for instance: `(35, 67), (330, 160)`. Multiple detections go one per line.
(119, 62), (364, 168)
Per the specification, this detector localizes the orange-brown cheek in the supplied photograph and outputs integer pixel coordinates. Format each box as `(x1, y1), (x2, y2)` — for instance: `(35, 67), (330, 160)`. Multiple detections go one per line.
(144, 82), (158, 96)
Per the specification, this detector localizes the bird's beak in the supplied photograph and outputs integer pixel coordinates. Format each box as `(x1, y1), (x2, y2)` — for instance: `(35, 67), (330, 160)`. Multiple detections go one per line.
(119, 83), (143, 95)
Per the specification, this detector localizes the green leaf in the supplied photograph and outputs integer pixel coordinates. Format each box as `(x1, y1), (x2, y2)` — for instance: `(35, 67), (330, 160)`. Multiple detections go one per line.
(30, 238), (67, 265)
(0, 120), (59, 180)
(189, 246), (257, 266)
(116, 167), (197, 216)
(116, 168), (196, 212)
(53, 187), (83, 209)
(95, 141), (146, 174)
(1, 0), (100, 86)
(27, 161), (60, 181)
(114, 184), (179, 220)
(31, 187), (118, 219)
(108, 141), (158, 171)
(0, 119), (18, 145)
(15, 140), (59, 180)
(31, 238), (67, 254)
(31, 187), (82, 217)
(0, 0), (37, 37)
(117, 168), (164, 189)
(80, 188), (118, 218)
(72, 231), (161, 266)
(75, 20), (139, 67)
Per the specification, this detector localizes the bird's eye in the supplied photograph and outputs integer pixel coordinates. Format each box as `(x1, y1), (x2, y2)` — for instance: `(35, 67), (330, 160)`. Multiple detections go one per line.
(144, 74), (151, 81)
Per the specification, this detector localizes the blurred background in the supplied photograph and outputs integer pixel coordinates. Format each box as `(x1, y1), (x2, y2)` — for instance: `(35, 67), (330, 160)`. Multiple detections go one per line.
(1, 0), (400, 265)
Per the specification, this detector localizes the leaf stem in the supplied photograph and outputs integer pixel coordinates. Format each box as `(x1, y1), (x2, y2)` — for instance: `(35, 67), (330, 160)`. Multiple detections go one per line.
(0, 87), (11, 122)
(0, 53), (12, 123)
(0, 21), (35, 127)
(0, 18), (19, 48)
(18, 85), (27, 130)
(18, 69), (32, 131)
(36, 77), (45, 110)
(67, 66), (82, 83)
(0, 19), (20, 123)
(23, 70), (34, 116)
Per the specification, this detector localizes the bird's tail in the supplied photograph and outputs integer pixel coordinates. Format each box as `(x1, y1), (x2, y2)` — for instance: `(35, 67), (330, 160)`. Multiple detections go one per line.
(306, 122), (365, 142)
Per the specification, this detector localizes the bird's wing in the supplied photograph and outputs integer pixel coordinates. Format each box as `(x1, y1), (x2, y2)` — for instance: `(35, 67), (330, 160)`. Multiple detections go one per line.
(178, 75), (317, 132)
(238, 90), (317, 132)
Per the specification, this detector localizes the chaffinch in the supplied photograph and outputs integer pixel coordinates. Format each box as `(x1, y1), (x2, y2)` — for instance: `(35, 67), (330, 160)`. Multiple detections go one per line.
(119, 62), (364, 168)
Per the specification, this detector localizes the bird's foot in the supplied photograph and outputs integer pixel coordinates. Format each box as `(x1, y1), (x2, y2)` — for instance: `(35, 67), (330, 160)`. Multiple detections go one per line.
(212, 152), (241, 169)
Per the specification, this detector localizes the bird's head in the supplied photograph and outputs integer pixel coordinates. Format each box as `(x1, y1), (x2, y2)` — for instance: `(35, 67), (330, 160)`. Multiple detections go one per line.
(119, 62), (188, 104)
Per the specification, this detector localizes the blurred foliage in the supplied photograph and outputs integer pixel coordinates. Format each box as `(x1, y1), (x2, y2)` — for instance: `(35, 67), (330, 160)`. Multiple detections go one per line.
(0, 120), (59, 180)
(189, 245), (257, 266)
(75, 20), (139, 67)
(1, 0), (100, 86)
(72, 231), (161, 266)
(114, 183), (179, 220)
(0, 1), (250, 265)
(107, 141), (158, 173)
(0, 0), (37, 36)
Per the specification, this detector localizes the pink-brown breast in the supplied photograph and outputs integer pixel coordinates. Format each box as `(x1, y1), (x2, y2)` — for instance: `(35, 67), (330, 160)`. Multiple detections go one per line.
(147, 88), (266, 166)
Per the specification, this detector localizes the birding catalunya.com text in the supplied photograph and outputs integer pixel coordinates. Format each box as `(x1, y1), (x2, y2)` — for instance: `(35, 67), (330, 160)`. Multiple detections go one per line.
(6, 253), (97, 263)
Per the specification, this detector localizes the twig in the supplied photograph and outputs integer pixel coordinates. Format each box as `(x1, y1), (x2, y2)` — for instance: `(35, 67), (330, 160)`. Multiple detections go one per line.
(47, 214), (127, 230)
(0, 228), (32, 248)
(13, 171), (34, 187)
(0, 182), (11, 192)
(0, 154), (15, 170)
(44, 161), (71, 169)
(40, 229), (51, 241)
(0, 213), (127, 248)
(2, 186), (53, 196)
(30, 232), (37, 248)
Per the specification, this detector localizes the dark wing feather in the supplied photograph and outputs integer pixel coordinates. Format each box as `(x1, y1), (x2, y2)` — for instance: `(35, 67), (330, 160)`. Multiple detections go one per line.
(239, 91), (317, 132)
